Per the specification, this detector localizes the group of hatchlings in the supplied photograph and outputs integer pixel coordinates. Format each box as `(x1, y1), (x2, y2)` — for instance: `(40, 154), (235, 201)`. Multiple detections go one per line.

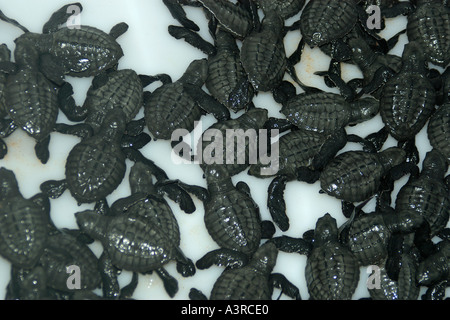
(0, 0), (448, 300)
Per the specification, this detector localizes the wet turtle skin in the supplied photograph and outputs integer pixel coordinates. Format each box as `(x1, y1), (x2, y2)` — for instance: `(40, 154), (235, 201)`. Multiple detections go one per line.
(205, 28), (253, 112)
(39, 232), (102, 292)
(0, 168), (49, 269)
(300, 0), (359, 47)
(240, 11), (287, 92)
(199, 108), (268, 176)
(416, 240), (450, 286)
(395, 149), (450, 237)
(84, 69), (145, 134)
(280, 91), (379, 134)
(256, 0), (305, 20)
(406, 0), (450, 67)
(203, 166), (262, 255)
(144, 59), (207, 140)
(65, 110), (127, 204)
(379, 41), (436, 142)
(427, 103), (450, 163)
(209, 242), (279, 300)
(305, 213), (360, 300)
(320, 147), (406, 203)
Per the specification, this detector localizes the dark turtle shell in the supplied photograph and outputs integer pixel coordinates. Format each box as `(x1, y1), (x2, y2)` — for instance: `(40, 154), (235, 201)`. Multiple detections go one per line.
(204, 166), (262, 255)
(306, 214), (360, 300)
(427, 103), (450, 163)
(320, 147), (406, 202)
(0, 168), (48, 268)
(4, 66), (58, 142)
(65, 110), (127, 204)
(39, 232), (101, 292)
(406, 0), (450, 67)
(84, 69), (144, 134)
(300, 0), (358, 47)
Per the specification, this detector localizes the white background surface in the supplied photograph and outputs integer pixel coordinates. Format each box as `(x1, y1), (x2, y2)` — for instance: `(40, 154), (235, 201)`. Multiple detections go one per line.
(0, 0), (447, 300)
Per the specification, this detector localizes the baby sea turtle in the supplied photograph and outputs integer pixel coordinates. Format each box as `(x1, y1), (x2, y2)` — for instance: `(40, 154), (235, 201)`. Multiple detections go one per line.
(2, 3), (127, 82)
(198, 165), (274, 257)
(248, 127), (348, 231)
(366, 233), (421, 300)
(395, 149), (449, 237)
(427, 103), (450, 163)
(280, 91), (379, 135)
(190, 242), (301, 300)
(2, 64), (59, 164)
(168, 24), (254, 112)
(38, 230), (102, 294)
(197, 0), (255, 39)
(406, 0), (450, 67)
(40, 109), (128, 205)
(240, 11), (294, 93)
(343, 206), (424, 266)
(305, 213), (360, 300)
(144, 59), (228, 140)
(61, 68), (154, 133)
(299, 0), (359, 48)
(198, 107), (268, 176)
(318, 147), (406, 203)
(205, 27), (254, 112)
(379, 41), (437, 143)
(347, 36), (402, 99)
(75, 160), (196, 298)
(0, 167), (49, 269)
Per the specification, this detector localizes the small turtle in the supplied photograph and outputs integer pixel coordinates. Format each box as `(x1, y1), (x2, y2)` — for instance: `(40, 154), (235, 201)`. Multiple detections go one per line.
(305, 213), (360, 300)
(197, 165), (274, 256)
(318, 147), (406, 203)
(190, 242), (301, 300)
(299, 0), (360, 48)
(406, 0), (450, 67)
(38, 231), (102, 294)
(342, 206), (424, 266)
(395, 149), (449, 237)
(0, 167), (49, 269)
(144, 59), (229, 140)
(379, 41), (437, 143)
(280, 91), (379, 135)
(75, 160), (197, 298)
(427, 103), (450, 163)
(366, 233), (421, 300)
(272, 213), (360, 300)
(197, 0), (255, 39)
(1, 3), (127, 82)
(40, 109), (128, 205)
(72, 68), (153, 133)
(198, 107), (268, 176)
(168, 24), (254, 112)
(249, 127), (348, 231)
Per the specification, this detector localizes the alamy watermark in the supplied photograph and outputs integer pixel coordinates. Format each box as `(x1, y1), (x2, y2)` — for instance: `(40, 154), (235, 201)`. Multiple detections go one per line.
(66, 264), (81, 289)
(66, 4), (81, 29)
(366, 5), (381, 30)
(170, 120), (280, 176)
